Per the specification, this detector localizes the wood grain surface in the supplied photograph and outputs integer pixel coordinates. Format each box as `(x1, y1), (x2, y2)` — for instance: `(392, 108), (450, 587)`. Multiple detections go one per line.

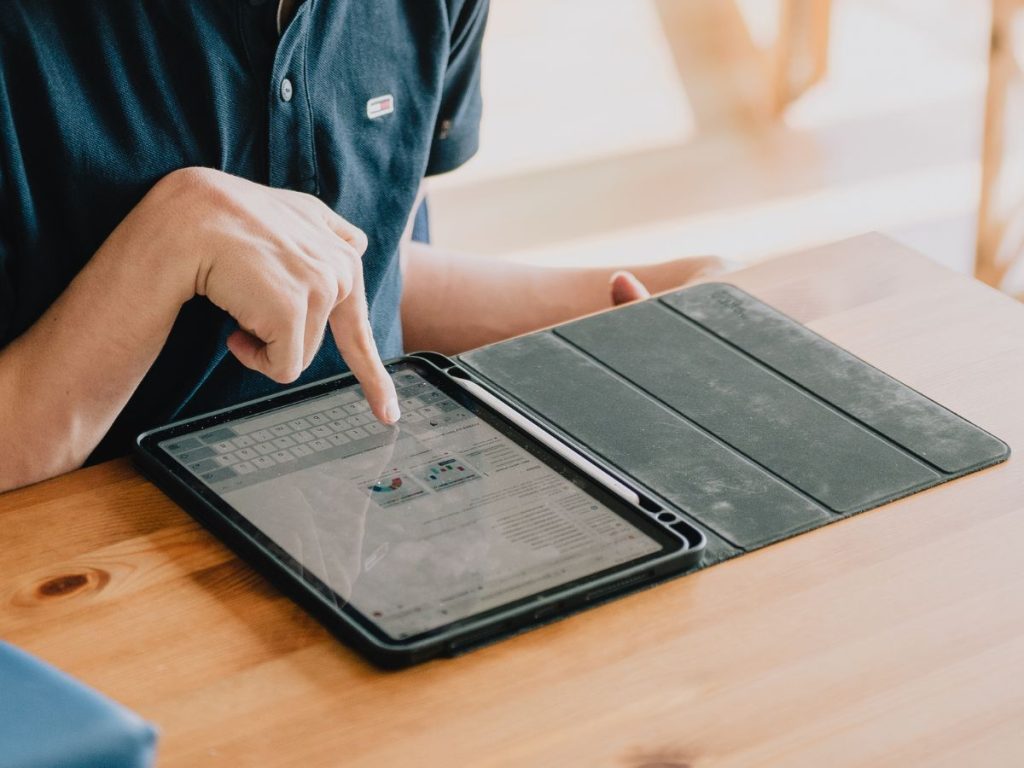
(2, 234), (1022, 767)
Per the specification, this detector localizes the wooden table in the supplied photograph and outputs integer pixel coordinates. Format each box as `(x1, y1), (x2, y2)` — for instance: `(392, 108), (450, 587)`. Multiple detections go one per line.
(3, 234), (1023, 767)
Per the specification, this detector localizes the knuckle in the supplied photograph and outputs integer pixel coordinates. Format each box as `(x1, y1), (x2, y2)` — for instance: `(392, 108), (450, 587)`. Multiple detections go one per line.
(344, 245), (364, 274)
(266, 297), (306, 339)
(312, 262), (338, 292)
(163, 166), (217, 193)
(306, 337), (325, 367)
(335, 271), (355, 301)
(316, 281), (339, 312)
(325, 235), (358, 262)
(306, 295), (333, 326)
(339, 274), (356, 301)
(154, 166), (236, 209)
(306, 283), (330, 313)
(349, 226), (369, 254)
(326, 250), (360, 298)
(272, 360), (303, 384)
(296, 190), (327, 210)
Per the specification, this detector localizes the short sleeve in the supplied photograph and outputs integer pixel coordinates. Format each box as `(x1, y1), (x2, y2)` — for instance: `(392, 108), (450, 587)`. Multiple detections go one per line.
(425, 0), (489, 176)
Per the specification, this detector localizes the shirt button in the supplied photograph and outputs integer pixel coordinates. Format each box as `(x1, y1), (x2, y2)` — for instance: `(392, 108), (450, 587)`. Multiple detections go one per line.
(280, 77), (293, 103)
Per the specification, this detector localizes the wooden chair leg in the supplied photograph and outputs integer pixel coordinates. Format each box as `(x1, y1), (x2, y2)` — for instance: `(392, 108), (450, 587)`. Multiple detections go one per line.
(772, 0), (833, 115)
(654, 0), (832, 130)
(976, 0), (1024, 298)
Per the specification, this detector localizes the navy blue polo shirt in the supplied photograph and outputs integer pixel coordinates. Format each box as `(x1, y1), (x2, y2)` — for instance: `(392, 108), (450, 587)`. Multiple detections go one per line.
(0, 0), (486, 462)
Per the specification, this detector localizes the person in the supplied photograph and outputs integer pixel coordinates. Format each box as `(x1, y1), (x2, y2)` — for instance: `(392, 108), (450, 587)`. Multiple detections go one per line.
(0, 1), (721, 492)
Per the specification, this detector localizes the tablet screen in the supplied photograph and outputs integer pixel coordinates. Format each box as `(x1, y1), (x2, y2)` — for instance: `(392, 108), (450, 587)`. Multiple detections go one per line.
(158, 366), (666, 640)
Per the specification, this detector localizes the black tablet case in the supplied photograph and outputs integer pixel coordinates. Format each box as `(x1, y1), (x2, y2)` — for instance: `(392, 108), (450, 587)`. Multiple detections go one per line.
(452, 283), (1010, 568)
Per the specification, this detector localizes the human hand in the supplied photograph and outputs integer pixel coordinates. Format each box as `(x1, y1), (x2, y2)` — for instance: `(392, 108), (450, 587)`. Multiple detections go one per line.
(609, 255), (730, 306)
(133, 167), (399, 423)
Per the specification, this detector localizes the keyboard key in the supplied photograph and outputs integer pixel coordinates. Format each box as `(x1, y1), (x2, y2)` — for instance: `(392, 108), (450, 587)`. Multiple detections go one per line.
(326, 407), (348, 420)
(215, 453), (239, 467)
(201, 466), (237, 483)
(327, 433), (351, 447)
(292, 430), (315, 444)
(310, 425), (333, 438)
(364, 421), (387, 435)
(309, 438), (332, 452)
(252, 456), (275, 469)
(165, 437), (202, 453)
(234, 461), (257, 475)
(329, 420), (349, 432)
(200, 427), (237, 444)
(178, 446), (215, 463)
(235, 447), (258, 460)
(270, 424), (293, 437)
(212, 440), (236, 454)
(348, 412), (373, 426)
(272, 436), (296, 449)
(271, 450), (295, 463)
(420, 405), (442, 418)
(288, 418), (312, 431)
(251, 429), (274, 443)
(345, 427), (368, 440)
(308, 413), (330, 425)
(401, 411), (424, 423)
(232, 435), (255, 448)
(190, 458), (221, 474)
(401, 397), (425, 410)
(290, 444), (314, 458)
(344, 401), (369, 415)
(254, 442), (277, 455)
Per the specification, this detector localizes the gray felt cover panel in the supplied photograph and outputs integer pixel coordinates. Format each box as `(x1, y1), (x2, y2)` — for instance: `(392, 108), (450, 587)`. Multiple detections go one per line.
(457, 283), (1009, 562)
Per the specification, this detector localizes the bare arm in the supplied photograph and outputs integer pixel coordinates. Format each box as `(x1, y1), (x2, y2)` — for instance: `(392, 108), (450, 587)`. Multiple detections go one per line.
(0, 168), (398, 492)
(0, 203), (184, 488)
(400, 237), (723, 355)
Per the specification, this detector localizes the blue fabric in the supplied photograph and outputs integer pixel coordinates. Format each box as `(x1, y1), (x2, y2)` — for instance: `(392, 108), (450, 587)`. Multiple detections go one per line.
(0, 0), (486, 462)
(0, 641), (158, 768)
(412, 198), (432, 245)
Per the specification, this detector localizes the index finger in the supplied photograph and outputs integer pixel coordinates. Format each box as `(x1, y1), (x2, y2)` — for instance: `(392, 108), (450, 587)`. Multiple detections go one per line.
(329, 276), (400, 425)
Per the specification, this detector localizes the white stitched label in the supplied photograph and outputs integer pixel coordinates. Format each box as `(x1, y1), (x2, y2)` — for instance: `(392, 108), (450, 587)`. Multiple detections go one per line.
(366, 94), (395, 119)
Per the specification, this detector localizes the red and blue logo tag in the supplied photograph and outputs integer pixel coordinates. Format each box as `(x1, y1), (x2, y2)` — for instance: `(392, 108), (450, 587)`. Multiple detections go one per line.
(366, 94), (395, 120)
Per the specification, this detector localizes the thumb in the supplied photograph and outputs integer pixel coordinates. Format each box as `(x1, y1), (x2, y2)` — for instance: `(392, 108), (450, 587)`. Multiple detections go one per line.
(610, 270), (651, 306)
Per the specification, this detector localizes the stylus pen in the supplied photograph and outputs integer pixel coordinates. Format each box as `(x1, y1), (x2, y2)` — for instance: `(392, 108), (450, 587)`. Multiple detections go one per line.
(453, 377), (642, 507)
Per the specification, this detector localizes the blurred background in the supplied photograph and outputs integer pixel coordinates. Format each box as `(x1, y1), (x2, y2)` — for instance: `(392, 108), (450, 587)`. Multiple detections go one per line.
(427, 0), (1024, 297)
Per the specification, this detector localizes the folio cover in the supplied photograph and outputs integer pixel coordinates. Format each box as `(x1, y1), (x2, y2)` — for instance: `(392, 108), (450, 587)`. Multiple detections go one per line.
(457, 283), (1009, 567)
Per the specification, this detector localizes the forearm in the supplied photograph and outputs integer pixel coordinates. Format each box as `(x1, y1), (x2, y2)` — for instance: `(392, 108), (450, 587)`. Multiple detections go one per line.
(0, 217), (188, 490)
(400, 240), (720, 354)
(1, 166), (401, 490)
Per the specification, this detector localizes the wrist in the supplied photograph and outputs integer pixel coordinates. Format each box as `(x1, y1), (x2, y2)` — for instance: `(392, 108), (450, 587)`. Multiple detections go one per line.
(106, 174), (203, 310)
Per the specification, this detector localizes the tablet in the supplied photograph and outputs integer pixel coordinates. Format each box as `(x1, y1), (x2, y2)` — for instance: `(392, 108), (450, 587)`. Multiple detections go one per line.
(136, 357), (704, 667)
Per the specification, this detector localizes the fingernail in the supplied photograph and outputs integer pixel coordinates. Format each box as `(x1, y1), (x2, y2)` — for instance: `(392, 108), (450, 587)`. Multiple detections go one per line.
(609, 270), (630, 285)
(384, 398), (401, 424)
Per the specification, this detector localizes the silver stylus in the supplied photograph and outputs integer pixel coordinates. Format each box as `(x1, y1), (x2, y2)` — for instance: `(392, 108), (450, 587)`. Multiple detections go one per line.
(452, 376), (642, 507)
